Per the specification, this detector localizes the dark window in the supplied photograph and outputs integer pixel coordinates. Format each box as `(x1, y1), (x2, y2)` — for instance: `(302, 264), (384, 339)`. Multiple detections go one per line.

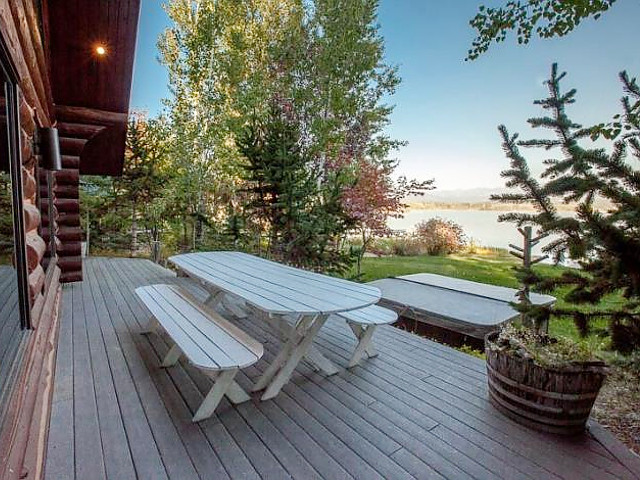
(0, 36), (31, 426)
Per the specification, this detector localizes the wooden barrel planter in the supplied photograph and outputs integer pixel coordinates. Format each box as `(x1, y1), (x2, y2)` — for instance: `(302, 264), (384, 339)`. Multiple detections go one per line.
(485, 332), (607, 435)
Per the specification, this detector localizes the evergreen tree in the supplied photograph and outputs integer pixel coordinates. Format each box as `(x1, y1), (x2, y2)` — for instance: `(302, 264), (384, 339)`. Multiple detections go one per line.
(237, 106), (354, 272)
(493, 64), (640, 352)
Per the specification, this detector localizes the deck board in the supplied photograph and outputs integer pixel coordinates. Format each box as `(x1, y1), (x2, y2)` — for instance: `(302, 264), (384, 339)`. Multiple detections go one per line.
(45, 258), (640, 480)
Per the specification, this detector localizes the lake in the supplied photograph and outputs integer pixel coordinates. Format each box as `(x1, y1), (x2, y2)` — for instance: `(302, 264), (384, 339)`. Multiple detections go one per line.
(388, 209), (563, 259)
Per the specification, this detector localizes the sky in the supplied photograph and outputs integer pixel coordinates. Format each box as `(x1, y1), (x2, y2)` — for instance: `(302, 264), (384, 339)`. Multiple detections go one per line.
(130, 0), (640, 191)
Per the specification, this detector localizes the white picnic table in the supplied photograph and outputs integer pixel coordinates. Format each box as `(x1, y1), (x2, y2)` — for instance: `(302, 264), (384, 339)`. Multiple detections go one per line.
(168, 251), (381, 400)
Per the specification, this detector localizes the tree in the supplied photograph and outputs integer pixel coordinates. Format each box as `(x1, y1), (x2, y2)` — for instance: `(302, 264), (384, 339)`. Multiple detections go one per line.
(237, 106), (355, 272)
(341, 159), (433, 275)
(158, 0), (421, 272)
(117, 113), (171, 255)
(492, 64), (640, 352)
(467, 0), (617, 60)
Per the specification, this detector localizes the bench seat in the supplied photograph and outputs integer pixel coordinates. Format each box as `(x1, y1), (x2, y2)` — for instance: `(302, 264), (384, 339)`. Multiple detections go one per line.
(136, 284), (263, 421)
(333, 304), (397, 367)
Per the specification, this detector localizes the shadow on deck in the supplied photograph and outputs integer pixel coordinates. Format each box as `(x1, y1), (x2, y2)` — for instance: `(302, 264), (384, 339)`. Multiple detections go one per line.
(44, 258), (640, 480)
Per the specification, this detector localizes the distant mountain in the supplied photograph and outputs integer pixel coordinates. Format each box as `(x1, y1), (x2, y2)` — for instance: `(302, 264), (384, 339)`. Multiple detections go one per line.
(406, 187), (508, 204)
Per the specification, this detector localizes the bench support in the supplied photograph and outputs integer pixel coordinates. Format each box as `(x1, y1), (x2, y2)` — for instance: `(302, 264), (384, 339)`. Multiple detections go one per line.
(141, 317), (160, 334)
(193, 368), (240, 422)
(347, 322), (378, 368)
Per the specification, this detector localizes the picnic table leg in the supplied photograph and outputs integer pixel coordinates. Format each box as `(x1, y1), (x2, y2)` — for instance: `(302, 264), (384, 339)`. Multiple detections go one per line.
(161, 343), (183, 367)
(204, 289), (225, 308)
(347, 324), (377, 368)
(205, 288), (248, 319)
(267, 313), (295, 341)
(252, 315), (313, 392)
(261, 314), (329, 401)
(305, 346), (340, 375)
(193, 368), (239, 422)
(262, 313), (339, 375)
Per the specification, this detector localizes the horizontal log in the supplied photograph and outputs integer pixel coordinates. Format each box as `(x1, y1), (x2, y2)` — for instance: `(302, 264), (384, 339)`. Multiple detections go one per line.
(39, 201), (58, 217)
(53, 184), (79, 199)
(53, 168), (79, 185)
(59, 137), (86, 156)
(19, 98), (35, 135)
(28, 264), (45, 301)
(56, 241), (81, 256)
(57, 121), (104, 139)
(39, 225), (60, 242)
(55, 105), (127, 126)
(25, 232), (46, 272)
(57, 227), (82, 242)
(30, 292), (45, 327)
(54, 198), (79, 213)
(21, 129), (32, 164)
(57, 213), (80, 227)
(61, 155), (79, 169)
(60, 270), (82, 283)
(22, 167), (36, 200)
(57, 256), (82, 273)
(23, 203), (41, 232)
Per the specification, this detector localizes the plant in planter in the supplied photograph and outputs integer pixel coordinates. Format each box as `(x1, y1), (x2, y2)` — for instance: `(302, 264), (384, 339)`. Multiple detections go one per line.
(487, 63), (640, 434)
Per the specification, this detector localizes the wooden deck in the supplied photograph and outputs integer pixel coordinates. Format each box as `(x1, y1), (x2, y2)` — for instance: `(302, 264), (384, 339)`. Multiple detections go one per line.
(44, 257), (640, 480)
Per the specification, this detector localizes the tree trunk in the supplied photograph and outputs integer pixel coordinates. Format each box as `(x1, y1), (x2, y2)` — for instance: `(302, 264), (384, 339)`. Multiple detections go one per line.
(131, 201), (138, 257)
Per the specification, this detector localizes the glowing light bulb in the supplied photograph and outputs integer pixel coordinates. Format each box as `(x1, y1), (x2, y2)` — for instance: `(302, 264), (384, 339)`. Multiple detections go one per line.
(95, 45), (106, 56)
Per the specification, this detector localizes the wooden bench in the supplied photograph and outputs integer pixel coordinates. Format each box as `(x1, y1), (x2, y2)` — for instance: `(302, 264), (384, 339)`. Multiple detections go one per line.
(135, 284), (263, 422)
(333, 304), (397, 368)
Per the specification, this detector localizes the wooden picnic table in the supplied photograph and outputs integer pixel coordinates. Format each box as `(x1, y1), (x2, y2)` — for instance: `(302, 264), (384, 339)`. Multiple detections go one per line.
(168, 251), (381, 400)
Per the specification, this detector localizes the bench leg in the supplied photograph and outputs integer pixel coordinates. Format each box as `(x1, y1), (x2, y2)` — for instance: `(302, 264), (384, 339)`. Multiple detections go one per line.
(161, 344), (183, 367)
(348, 322), (378, 358)
(141, 317), (160, 334)
(348, 323), (378, 368)
(193, 368), (238, 422)
(261, 314), (328, 401)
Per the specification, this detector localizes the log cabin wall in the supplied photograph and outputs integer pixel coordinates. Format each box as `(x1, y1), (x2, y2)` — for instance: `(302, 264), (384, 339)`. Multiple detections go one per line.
(0, 1), (63, 479)
(1, 0), (57, 324)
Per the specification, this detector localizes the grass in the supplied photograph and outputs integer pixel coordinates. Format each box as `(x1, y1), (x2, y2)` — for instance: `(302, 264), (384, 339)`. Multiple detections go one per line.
(357, 249), (621, 347)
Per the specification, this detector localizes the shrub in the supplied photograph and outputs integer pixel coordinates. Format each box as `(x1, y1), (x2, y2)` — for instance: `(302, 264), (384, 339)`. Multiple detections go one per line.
(391, 236), (424, 256)
(414, 217), (467, 255)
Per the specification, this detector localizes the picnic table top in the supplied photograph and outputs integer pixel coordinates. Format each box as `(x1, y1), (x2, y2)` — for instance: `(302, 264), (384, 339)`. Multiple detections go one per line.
(169, 251), (381, 316)
(370, 273), (555, 327)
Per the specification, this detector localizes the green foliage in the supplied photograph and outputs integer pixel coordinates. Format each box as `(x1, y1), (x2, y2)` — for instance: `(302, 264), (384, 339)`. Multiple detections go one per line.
(456, 344), (486, 360)
(492, 64), (640, 353)
(0, 172), (13, 250)
(237, 107), (355, 272)
(81, 114), (172, 257)
(156, 0), (414, 272)
(467, 0), (617, 60)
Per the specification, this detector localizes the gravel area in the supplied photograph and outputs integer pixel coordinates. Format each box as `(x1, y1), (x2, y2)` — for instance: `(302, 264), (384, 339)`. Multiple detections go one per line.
(592, 366), (640, 456)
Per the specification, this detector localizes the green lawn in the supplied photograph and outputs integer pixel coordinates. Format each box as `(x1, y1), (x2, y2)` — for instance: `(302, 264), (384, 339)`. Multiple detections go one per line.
(357, 250), (618, 345)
